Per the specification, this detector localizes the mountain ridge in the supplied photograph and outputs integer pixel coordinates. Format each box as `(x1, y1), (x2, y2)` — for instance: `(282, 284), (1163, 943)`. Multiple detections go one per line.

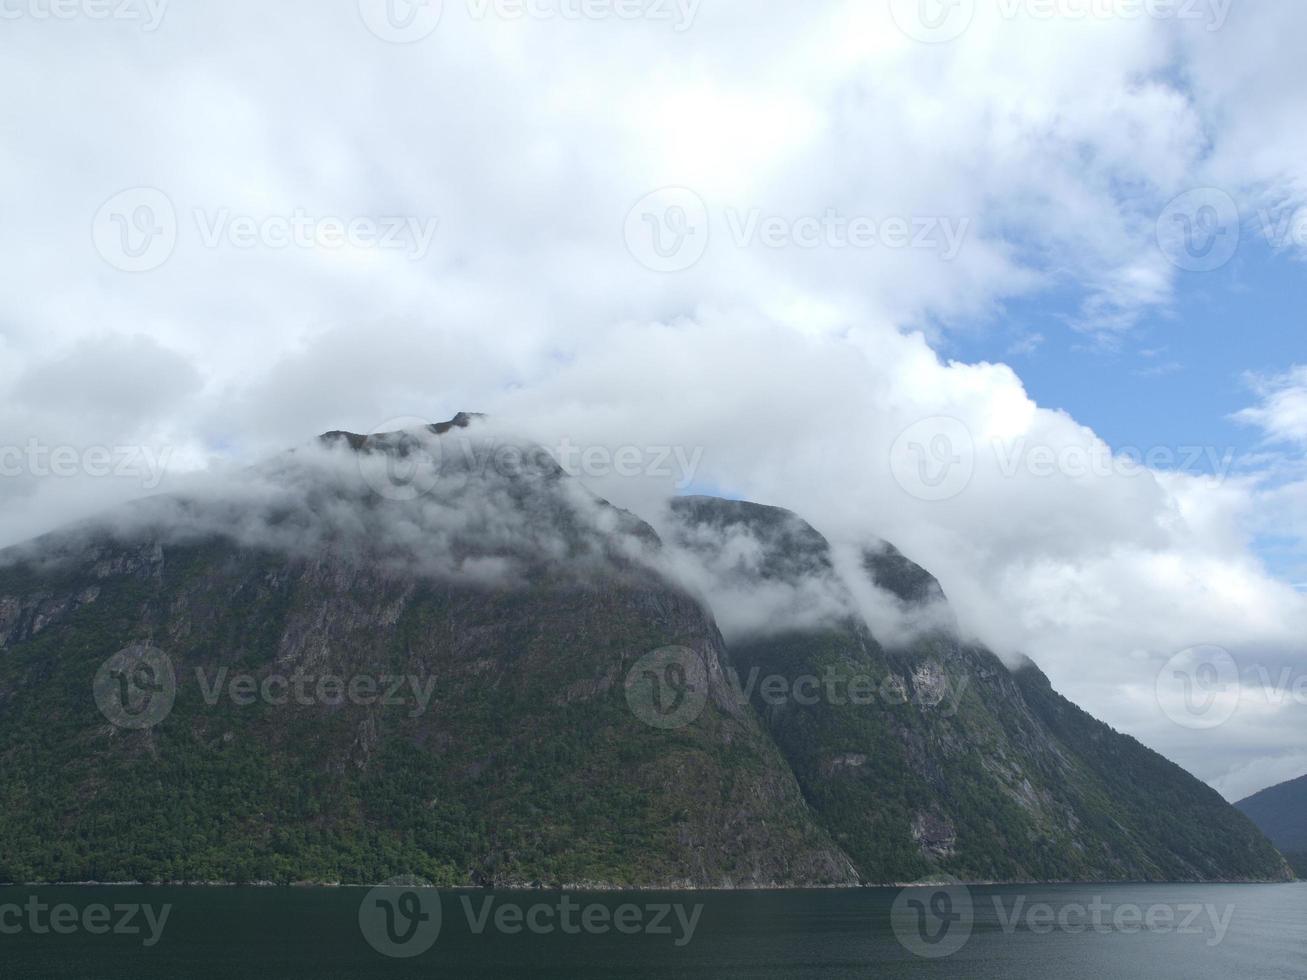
(0, 416), (1292, 886)
(1237, 773), (1307, 876)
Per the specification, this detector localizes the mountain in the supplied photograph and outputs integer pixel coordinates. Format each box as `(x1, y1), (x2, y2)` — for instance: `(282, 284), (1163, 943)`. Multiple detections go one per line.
(1237, 775), (1307, 876)
(664, 496), (1291, 884)
(0, 416), (1291, 886)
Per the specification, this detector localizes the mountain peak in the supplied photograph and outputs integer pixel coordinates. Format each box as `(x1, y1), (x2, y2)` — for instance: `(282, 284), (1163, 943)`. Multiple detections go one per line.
(1237, 773), (1307, 872)
(317, 411), (485, 451)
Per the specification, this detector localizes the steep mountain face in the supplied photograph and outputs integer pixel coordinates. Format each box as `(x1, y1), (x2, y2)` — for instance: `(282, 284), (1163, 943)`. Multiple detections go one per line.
(0, 418), (1291, 886)
(664, 496), (1292, 884)
(1238, 775), (1307, 875)
(0, 420), (851, 887)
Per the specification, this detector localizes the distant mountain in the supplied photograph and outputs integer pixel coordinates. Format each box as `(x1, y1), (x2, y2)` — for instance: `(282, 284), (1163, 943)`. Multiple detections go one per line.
(0, 417), (1291, 886)
(1237, 775), (1307, 876)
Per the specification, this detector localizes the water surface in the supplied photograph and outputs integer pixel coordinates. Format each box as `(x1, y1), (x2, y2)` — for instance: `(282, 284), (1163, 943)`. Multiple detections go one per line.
(1, 882), (1302, 978)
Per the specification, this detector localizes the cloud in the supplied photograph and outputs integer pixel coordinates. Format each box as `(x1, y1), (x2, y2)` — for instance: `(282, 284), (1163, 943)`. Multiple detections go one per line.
(3, 2), (1307, 798)
(1235, 367), (1307, 448)
(14, 333), (202, 425)
(474, 313), (1307, 798)
(1006, 332), (1045, 357)
(650, 495), (861, 642)
(7, 419), (660, 591)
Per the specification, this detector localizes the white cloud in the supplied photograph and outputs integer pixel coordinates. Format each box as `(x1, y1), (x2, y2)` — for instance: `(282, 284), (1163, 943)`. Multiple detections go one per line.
(3, 1), (1307, 799)
(1236, 367), (1307, 448)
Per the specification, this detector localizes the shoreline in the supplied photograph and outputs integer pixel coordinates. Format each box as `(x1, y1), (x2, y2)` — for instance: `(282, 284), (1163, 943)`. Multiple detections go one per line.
(2, 877), (1298, 891)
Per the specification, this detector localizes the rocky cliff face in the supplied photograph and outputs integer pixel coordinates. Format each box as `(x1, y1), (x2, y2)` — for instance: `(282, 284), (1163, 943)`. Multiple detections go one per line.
(664, 496), (1292, 884)
(0, 418), (1291, 886)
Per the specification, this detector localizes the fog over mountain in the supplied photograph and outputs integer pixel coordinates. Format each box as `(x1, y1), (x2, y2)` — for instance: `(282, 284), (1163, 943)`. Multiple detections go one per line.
(0, 416), (1290, 888)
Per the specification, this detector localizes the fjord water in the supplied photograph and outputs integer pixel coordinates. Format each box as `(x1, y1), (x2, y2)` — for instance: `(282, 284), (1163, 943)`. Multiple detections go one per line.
(2, 883), (1302, 978)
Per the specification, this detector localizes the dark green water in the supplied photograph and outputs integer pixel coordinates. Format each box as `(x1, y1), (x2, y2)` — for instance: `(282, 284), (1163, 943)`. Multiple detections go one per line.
(1, 882), (1302, 978)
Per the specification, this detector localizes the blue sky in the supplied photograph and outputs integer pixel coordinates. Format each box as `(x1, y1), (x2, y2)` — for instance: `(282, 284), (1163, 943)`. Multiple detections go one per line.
(947, 231), (1307, 582)
(954, 239), (1305, 461)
